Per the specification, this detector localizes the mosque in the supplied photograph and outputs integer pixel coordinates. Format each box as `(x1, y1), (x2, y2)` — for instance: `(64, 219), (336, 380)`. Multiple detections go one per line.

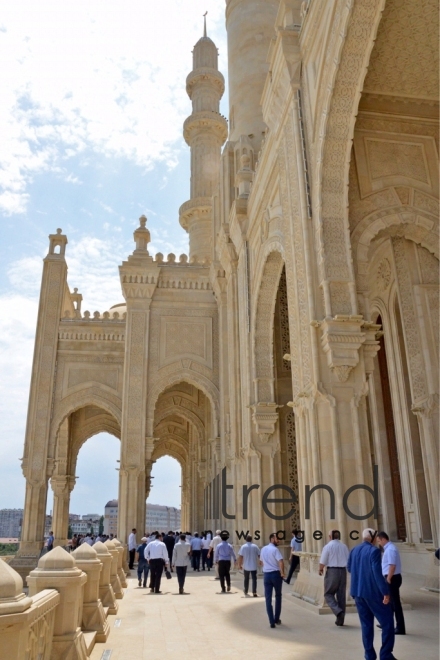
(12, 0), (439, 598)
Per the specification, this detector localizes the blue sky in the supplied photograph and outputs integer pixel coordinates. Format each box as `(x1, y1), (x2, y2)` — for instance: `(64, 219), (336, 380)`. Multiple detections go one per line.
(0, 0), (228, 515)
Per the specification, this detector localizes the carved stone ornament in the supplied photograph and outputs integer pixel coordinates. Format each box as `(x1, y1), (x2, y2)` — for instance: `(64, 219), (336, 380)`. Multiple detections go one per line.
(377, 258), (392, 292)
(320, 316), (366, 382)
(251, 402), (280, 443)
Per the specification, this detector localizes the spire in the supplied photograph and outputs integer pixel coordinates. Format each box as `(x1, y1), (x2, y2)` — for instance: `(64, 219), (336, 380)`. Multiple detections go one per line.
(203, 11), (207, 38)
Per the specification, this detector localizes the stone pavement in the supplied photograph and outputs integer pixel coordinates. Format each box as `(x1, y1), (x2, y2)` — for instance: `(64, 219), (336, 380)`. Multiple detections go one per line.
(90, 570), (439, 660)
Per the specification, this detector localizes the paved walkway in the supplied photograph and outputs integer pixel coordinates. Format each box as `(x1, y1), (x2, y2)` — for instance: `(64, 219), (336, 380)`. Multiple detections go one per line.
(91, 570), (439, 660)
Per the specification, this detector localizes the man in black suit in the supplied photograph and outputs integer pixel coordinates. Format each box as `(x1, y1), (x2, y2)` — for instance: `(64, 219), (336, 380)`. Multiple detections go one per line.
(163, 531), (176, 572)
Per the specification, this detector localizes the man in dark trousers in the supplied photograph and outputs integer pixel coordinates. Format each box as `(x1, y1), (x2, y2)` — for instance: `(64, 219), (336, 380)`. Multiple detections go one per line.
(347, 528), (397, 660)
(214, 531), (236, 592)
(145, 533), (169, 594)
(136, 537), (149, 587)
(163, 531), (176, 572)
(378, 531), (406, 635)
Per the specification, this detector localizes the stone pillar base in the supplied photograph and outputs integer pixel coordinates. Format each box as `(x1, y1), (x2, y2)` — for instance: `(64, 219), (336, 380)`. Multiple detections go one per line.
(52, 628), (88, 660)
(117, 567), (127, 588)
(82, 601), (110, 642)
(111, 575), (123, 599)
(99, 584), (118, 615)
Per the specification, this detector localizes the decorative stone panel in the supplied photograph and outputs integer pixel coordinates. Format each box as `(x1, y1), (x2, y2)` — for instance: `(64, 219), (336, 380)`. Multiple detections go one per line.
(159, 316), (213, 369)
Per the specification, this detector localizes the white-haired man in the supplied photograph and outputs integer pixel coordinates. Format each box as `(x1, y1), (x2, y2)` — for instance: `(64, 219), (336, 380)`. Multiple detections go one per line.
(347, 529), (396, 660)
(208, 530), (222, 580)
(319, 530), (349, 626)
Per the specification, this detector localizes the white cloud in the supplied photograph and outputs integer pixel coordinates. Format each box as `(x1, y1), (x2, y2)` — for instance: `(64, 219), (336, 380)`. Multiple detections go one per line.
(0, 0), (227, 215)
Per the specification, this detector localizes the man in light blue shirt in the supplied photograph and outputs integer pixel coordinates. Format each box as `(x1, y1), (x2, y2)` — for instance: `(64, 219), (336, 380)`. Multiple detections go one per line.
(238, 535), (260, 597)
(214, 531), (237, 593)
(190, 533), (203, 571)
(378, 531), (405, 635)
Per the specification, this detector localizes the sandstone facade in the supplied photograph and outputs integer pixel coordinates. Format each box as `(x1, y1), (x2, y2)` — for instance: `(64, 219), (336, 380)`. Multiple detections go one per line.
(13, 0), (438, 590)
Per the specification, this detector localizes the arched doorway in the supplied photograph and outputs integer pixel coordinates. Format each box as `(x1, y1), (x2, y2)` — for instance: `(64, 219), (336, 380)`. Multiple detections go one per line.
(146, 456), (182, 533)
(49, 405), (121, 547)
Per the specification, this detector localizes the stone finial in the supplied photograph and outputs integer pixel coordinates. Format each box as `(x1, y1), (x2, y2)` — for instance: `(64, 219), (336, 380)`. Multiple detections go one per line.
(93, 541), (111, 556)
(155, 252), (164, 263)
(167, 253), (176, 263)
(133, 214), (151, 253)
(179, 254), (188, 264)
(72, 542), (99, 562)
(0, 559), (32, 614)
(48, 228), (68, 258)
(37, 545), (77, 571)
(203, 10), (208, 37)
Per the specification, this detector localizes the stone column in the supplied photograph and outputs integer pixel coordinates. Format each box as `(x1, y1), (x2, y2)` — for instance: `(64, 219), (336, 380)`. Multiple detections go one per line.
(15, 230), (69, 565)
(51, 475), (76, 548)
(93, 541), (118, 615)
(27, 546), (88, 660)
(104, 540), (123, 599)
(72, 543), (109, 643)
(118, 216), (159, 547)
(112, 539), (127, 588)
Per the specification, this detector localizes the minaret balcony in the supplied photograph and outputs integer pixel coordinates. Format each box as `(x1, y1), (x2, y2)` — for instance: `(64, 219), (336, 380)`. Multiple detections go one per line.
(179, 197), (213, 231)
(183, 111), (228, 145)
(186, 68), (225, 98)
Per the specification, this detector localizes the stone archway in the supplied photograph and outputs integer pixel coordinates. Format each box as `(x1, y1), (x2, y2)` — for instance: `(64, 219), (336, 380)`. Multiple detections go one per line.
(48, 403), (121, 548)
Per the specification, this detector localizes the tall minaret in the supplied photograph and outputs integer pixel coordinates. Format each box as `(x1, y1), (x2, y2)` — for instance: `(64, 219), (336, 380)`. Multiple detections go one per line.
(179, 15), (228, 263)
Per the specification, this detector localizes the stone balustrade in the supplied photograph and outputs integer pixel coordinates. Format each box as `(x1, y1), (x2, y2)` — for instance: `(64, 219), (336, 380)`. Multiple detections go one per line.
(93, 541), (118, 615)
(104, 539), (123, 599)
(112, 539), (128, 588)
(0, 553), (59, 659)
(291, 551), (356, 614)
(72, 543), (110, 643)
(27, 546), (89, 659)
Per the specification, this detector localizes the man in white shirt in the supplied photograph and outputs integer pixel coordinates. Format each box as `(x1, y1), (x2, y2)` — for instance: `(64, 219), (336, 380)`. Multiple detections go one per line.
(378, 531), (405, 635)
(319, 530), (350, 626)
(128, 528), (137, 569)
(238, 535), (260, 597)
(172, 534), (191, 594)
(208, 530), (222, 580)
(145, 533), (169, 593)
(260, 533), (285, 628)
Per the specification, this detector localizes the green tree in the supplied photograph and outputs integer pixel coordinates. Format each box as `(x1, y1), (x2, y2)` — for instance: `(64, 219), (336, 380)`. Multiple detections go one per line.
(99, 516), (104, 536)
(68, 525), (73, 540)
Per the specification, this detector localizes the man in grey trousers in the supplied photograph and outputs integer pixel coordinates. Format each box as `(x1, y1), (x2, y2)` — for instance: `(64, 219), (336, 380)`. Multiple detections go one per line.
(172, 534), (191, 594)
(319, 530), (350, 626)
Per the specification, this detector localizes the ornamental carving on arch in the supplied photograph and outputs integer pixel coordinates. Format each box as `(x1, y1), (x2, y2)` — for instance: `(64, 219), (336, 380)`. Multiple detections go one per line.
(314, 0), (385, 286)
(376, 258), (392, 292)
(253, 250), (284, 402)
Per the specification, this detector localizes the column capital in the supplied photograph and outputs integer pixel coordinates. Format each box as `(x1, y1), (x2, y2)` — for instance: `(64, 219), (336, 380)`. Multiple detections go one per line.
(50, 475), (76, 496)
(320, 316), (366, 382)
(251, 402), (281, 443)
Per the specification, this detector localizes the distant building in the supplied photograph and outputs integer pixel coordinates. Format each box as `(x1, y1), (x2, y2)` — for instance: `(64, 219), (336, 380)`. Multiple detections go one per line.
(0, 509), (23, 539)
(146, 504), (181, 532)
(103, 500), (181, 535)
(70, 516), (101, 536)
(104, 500), (118, 536)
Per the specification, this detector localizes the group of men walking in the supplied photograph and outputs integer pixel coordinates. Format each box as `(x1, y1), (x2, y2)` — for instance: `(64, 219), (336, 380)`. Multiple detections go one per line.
(128, 526), (406, 659)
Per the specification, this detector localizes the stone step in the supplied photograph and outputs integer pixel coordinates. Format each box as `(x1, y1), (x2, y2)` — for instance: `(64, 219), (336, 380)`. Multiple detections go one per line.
(83, 631), (97, 656)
